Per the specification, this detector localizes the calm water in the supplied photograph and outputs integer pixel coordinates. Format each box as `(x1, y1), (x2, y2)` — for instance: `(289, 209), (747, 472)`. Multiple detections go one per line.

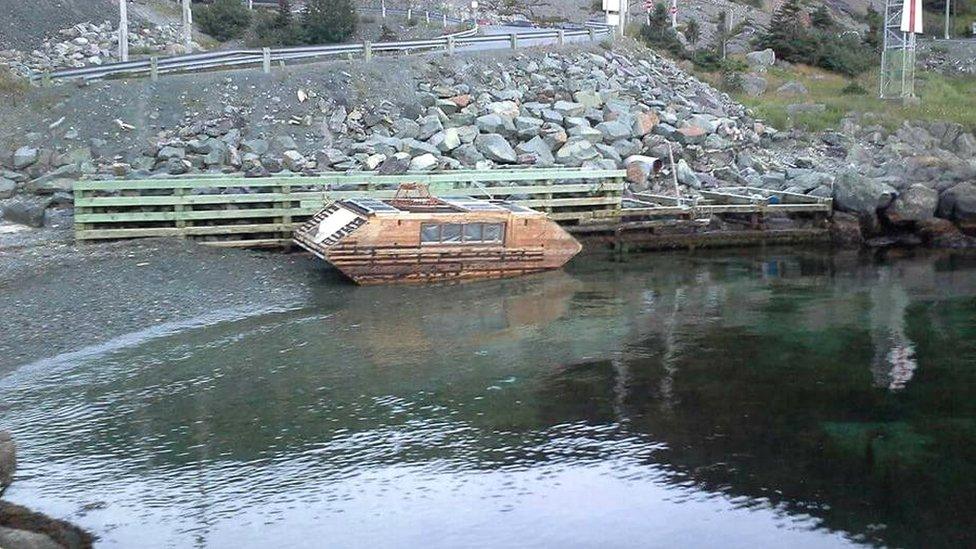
(3, 249), (976, 548)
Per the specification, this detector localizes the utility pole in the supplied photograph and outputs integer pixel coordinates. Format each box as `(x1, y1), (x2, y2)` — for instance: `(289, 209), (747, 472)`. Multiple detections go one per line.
(119, 0), (129, 62)
(182, 0), (193, 53)
(944, 0), (951, 39)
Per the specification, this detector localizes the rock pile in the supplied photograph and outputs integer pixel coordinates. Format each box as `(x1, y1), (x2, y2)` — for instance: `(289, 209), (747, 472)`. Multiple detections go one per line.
(0, 43), (974, 248)
(0, 21), (199, 77)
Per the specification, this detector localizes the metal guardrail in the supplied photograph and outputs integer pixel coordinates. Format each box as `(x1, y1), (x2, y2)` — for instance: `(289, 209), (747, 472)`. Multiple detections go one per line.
(34, 22), (609, 82)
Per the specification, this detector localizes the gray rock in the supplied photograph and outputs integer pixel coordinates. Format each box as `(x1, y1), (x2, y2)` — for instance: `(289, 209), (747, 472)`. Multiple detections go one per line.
(0, 431), (13, 494)
(886, 183), (938, 224)
(675, 159), (701, 189)
(791, 171), (834, 192)
(157, 146), (185, 161)
(553, 100), (586, 117)
(742, 74), (767, 97)
(486, 101), (520, 119)
(514, 116), (544, 139)
(0, 178), (16, 199)
(595, 121), (632, 143)
(516, 136), (555, 167)
(476, 114), (515, 136)
(475, 134), (518, 164)
(2, 197), (50, 228)
(569, 125), (604, 144)
(429, 129), (461, 152)
(317, 148), (349, 167)
(401, 138), (440, 157)
(777, 81), (809, 96)
(452, 143), (486, 166)
(282, 150), (306, 172)
(833, 170), (897, 216)
(13, 146), (38, 169)
(746, 49), (776, 71)
(555, 138), (600, 167)
(541, 109), (564, 124)
(938, 182), (976, 224)
(240, 139), (269, 155)
(166, 157), (190, 175)
(409, 153), (439, 171)
(0, 527), (61, 549)
(574, 90), (603, 109)
(392, 119), (421, 139)
(417, 115), (444, 141)
(953, 133), (976, 158)
(377, 155), (410, 175)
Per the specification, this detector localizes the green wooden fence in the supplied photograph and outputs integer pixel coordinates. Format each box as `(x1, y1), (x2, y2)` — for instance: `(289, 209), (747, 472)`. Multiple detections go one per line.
(74, 168), (627, 247)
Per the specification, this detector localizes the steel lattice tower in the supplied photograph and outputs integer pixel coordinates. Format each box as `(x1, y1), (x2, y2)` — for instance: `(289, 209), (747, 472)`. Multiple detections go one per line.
(880, 0), (917, 99)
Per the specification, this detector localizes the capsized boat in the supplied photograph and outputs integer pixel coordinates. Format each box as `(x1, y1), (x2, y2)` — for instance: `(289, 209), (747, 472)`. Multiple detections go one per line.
(293, 184), (583, 285)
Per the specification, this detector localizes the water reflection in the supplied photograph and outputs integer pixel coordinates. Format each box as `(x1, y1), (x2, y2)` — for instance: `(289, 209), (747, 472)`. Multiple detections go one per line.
(2, 249), (976, 548)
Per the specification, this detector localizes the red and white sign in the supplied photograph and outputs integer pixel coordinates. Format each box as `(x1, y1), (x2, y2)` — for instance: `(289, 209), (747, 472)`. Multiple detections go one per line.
(900, 0), (924, 34)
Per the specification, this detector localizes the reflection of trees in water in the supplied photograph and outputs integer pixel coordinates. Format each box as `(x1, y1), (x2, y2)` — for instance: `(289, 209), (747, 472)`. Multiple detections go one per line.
(870, 268), (918, 392)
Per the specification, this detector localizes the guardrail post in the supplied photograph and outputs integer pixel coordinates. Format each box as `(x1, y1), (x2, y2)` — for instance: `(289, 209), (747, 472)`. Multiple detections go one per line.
(447, 36), (455, 55)
(364, 41), (373, 62)
(558, 29), (566, 46)
(443, 14), (447, 27)
(425, 11), (430, 24)
(407, 8), (412, 20)
(589, 28), (597, 41)
(150, 56), (159, 81)
(262, 47), (271, 73)
(510, 33), (518, 50)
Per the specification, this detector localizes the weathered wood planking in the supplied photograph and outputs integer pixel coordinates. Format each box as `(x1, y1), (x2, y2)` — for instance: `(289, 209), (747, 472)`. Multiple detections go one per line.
(74, 169), (627, 246)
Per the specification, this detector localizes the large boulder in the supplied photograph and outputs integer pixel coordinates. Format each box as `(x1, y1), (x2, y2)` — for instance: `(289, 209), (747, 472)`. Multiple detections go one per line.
(885, 183), (938, 224)
(0, 431), (13, 494)
(742, 74), (768, 97)
(938, 182), (976, 227)
(2, 197), (50, 228)
(0, 178), (16, 199)
(516, 137), (555, 167)
(555, 138), (600, 167)
(474, 134), (517, 163)
(0, 527), (62, 549)
(746, 49), (776, 72)
(595, 121), (632, 143)
(475, 114), (515, 136)
(776, 81), (809, 96)
(833, 170), (897, 217)
(13, 146), (38, 170)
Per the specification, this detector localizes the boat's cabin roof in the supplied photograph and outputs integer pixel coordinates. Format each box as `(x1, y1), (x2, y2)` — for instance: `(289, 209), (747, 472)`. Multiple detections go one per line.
(341, 196), (541, 217)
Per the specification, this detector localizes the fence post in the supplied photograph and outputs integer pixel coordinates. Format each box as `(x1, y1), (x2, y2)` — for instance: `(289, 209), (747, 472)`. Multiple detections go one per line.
(589, 28), (596, 41)
(407, 8), (412, 20)
(443, 14), (447, 27)
(364, 41), (373, 62)
(447, 35), (455, 55)
(558, 29), (565, 46)
(150, 56), (159, 81)
(425, 11), (430, 24)
(262, 47), (271, 73)
(510, 33), (518, 50)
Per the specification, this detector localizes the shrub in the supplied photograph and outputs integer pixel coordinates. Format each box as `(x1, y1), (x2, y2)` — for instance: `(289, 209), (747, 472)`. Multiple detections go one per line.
(684, 18), (701, 46)
(638, 3), (684, 55)
(757, 0), (874, 76)
(250, 0), (303, 46)
(842, 81), (869, 95)
(303, 0), (357, 44)
(194, 0), (252, 41)
(379, 24), (398, 42)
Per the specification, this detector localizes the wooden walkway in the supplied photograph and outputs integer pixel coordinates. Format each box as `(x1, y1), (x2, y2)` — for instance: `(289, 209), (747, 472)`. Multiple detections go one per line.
(73, 168), (626, 247)
(73, 170), (833, 248)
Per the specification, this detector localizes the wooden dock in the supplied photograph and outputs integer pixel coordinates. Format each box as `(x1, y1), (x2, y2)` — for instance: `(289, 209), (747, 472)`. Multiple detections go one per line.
(72, 170), (833, 249)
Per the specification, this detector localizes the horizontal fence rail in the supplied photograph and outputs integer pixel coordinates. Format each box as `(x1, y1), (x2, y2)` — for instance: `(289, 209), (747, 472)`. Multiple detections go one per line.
(74, 168), (627, 247)
(35, 21), (610, 82)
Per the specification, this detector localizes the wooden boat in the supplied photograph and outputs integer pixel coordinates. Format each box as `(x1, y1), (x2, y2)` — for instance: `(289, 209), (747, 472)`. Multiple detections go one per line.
(293, 184), (582, 285)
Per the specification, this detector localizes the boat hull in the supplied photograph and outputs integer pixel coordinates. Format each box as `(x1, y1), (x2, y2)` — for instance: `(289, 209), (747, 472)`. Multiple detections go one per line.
(323, 245), (568, 285)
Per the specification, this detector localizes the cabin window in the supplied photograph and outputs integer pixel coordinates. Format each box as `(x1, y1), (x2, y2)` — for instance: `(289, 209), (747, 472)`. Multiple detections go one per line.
(420, 223), (505, 244)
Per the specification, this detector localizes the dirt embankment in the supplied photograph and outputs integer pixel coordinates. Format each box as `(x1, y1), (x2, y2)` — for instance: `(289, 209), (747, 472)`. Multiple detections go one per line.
(0, 0), (117, 50)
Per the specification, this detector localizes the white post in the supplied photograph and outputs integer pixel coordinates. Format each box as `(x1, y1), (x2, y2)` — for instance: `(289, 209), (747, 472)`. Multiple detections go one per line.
(945, 0), (951, 39)
(382, 0), (387, 18)
(407, 8), (413, 20)
(182, 0), (193, 52)
(119, 0), (129, 62)
(249, 0), (253, 9)
(426, 11), (430, 24)
(670, 0), (677, 29)
(262, 47), (271, 73)
(443, 14), (447, 27)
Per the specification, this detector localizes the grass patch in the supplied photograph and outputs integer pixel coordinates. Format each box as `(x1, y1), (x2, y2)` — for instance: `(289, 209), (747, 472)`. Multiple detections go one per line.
(0, 67), (29, 100)
(699, 62), (976, 132)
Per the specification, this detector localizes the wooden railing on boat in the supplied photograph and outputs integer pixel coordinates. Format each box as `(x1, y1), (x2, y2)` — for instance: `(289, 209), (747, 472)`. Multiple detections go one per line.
(73, 168), (627, 247)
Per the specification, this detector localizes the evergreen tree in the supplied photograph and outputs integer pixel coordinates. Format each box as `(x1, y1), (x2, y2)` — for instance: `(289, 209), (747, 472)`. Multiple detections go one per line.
(864, 7), (883, 52)
(276, 0), (293, 28)
(303, 0), (357, 44)
(685, 17), (701, 46)
(811, 5), (834, 30)
(757, 0), (811, 63)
